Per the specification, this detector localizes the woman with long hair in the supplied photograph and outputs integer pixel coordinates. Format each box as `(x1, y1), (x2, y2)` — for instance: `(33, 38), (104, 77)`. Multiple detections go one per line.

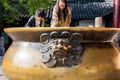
(51, 0), (71, 27)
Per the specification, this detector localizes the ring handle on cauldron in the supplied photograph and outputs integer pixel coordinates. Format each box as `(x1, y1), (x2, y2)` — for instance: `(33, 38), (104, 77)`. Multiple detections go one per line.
(61, 31), (71, 40)
(72, 33), (83, 44)
(50, 31), (59, 39)
(40, 33), (50, 44)
(62, 57), (69, 66)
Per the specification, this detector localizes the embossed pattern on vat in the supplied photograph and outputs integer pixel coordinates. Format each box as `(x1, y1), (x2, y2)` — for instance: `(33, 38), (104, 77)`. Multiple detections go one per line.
(2, 27), (120, 80)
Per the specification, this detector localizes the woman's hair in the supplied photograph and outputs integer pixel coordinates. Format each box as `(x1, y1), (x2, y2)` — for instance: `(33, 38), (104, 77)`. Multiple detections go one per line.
(35, 8), (45, 18)
(55, 0), (69, 21)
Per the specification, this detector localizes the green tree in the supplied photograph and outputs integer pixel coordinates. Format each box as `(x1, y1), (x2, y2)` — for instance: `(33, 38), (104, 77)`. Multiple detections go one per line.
(18, 0), (52, 15)
(0, 0), (53, 27)
(0, 0), (19, 27)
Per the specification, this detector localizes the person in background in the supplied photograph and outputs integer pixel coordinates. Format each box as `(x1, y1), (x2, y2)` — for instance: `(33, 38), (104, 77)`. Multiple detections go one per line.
(25, 8), (45, 27)
(51, 0), (71, 27)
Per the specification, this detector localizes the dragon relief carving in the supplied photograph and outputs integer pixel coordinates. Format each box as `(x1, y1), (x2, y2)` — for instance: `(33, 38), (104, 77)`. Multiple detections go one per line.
(39, 31), (84, 67)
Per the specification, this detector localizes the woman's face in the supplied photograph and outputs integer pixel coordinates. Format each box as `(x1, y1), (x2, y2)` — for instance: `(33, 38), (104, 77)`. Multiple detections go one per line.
(59, 1), (65, 10)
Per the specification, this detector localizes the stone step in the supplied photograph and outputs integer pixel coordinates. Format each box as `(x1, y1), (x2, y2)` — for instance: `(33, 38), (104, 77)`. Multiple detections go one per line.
(0, 56), (3, 65)
(0, 56), (9, 80)
(0, 37), (5, 56)
(0, 37), (4, 47)
(0, 47), (5, 56)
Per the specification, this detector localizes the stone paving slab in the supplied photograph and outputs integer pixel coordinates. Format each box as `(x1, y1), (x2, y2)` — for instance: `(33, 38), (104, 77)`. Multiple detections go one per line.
(0, 56), (9, 80)
(0, 76), (9, 80)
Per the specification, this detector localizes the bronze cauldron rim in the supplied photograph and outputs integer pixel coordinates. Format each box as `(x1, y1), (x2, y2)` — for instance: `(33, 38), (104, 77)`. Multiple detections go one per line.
(4, 27), (120, 42)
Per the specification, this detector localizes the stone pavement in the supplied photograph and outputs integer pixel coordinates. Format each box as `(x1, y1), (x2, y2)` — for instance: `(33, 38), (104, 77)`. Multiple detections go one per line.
(0, 56), (9, 80)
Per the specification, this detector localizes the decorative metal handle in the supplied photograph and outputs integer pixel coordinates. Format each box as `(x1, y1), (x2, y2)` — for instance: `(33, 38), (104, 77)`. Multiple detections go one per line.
(50, 31), (59, 39)
(72, 33), (83, 44)
(40, 33), (50, 44)
(61, 31), (71, 40)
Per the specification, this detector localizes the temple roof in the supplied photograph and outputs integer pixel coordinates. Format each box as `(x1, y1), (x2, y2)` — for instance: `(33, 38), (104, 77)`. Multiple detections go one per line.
(0, 4), (30, 27)
(70, 1), (113, 20)
(46, 0), (113, 20)
(11, 4), (30, 19)
(0, 4), (30, 19)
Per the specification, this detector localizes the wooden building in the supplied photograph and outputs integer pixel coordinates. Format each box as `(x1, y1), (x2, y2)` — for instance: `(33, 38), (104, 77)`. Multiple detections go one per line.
(46, 0), (114, 27)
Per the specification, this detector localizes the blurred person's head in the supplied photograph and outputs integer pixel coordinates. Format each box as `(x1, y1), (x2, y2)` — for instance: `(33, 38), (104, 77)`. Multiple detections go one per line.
(56, 0), (69, 20)
(56, 0), (68, 11)
(35, 9), (45, 21)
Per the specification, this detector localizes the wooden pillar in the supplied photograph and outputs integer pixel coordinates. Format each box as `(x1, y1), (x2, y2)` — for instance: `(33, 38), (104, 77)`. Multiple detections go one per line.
(113, 0), (120, 28)
(95, 17), (103, 28)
